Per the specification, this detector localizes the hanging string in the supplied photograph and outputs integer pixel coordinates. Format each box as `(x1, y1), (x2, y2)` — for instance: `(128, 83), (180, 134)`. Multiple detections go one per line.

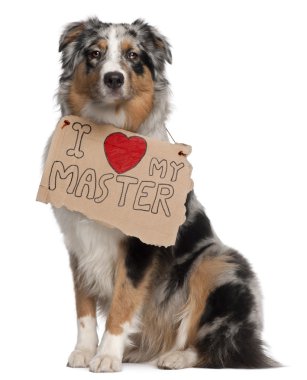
(165, 126), (187, 156)
(164, 126), (177, 144)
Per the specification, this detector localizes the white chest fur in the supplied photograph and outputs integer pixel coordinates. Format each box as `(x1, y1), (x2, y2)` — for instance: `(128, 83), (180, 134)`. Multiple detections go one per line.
(53, 206), (124, 300)
(47, 92), (169, 302)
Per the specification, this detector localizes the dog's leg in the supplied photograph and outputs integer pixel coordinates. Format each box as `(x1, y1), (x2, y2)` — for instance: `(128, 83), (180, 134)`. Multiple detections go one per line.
(89, 244), (153, 373)
(67, 257), (98, 368)
(157, 248), (232, 370)
(156, 305), (199, 369)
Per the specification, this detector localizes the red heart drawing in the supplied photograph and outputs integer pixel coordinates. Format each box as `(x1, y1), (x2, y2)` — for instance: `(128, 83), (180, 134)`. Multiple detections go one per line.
(104, 132), (147, 174)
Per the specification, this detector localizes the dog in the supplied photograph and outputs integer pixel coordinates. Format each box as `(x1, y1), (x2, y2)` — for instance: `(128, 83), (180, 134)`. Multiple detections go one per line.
(45, 17), (278, 372)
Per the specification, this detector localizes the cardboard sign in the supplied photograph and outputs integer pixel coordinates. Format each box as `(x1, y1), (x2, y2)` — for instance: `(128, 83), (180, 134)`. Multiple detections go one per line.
(37, 116), (193, 246)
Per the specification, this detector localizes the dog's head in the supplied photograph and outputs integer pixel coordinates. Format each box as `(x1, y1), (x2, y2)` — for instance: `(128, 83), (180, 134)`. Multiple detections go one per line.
(58, 18), (172, 131)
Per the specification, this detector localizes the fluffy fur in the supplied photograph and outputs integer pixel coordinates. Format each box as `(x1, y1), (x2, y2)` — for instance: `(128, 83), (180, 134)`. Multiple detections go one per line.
(45, 17), (278, 372)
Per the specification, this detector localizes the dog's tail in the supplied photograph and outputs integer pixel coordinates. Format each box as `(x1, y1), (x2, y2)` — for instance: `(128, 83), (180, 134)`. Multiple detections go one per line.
(196, 323), (280, 369)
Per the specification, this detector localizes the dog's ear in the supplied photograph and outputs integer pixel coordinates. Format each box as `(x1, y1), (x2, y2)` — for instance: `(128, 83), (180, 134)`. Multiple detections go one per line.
(59, 21), (85, 52)
(132, 19), (172, 64)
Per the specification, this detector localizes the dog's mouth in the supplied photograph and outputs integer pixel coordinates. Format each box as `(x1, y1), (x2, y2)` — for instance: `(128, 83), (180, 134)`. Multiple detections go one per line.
(107, 88), (127, 99)
(99, 87), (132, 105)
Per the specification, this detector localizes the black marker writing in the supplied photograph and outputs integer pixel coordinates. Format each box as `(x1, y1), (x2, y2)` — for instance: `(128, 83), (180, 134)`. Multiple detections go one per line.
(66, 122), (91, 158)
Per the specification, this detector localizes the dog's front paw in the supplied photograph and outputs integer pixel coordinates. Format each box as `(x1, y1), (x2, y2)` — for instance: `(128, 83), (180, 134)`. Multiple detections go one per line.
(67, 349), (96, 368)
(89, 354), (122, 372)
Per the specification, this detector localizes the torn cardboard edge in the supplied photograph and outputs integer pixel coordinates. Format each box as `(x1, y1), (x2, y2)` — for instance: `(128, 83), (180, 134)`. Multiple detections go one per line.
(37, 115), (193, 247)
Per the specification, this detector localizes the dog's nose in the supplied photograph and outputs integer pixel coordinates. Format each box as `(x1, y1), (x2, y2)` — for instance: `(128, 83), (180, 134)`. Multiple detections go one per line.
(104, 71), (125, 89)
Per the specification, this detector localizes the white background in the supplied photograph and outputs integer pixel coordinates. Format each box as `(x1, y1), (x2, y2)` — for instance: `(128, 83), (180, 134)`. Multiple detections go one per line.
(0, 1), (306, 379)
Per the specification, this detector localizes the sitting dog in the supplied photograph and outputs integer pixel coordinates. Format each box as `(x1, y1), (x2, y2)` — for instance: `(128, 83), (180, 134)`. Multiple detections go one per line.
(46, 17), (277, 372)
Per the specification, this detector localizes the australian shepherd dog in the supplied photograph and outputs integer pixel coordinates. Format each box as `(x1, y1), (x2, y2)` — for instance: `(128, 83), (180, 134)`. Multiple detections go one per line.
(45, 17), (278, 372)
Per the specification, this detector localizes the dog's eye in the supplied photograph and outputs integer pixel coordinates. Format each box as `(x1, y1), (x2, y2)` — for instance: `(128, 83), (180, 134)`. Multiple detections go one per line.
(88, 50), (101, 60)
(126, 51), (138, 60)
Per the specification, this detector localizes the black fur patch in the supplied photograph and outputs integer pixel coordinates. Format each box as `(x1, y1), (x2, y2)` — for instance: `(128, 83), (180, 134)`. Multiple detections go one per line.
(226, 250), (254, 280)
(127, 29), (137, 38)
(124, 237), (156, 287)
(128, 51), (155, 79)
(140, 50), (155, 79)
(132, 62), (145, 76)
(196, 322), (276, 368)
(175, 211), (213, 257)
(166, 242), (215, 294)
(199, 283), (254, 326)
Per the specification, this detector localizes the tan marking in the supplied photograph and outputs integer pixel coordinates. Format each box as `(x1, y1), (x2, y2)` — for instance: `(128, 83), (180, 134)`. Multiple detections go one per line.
(184, 255), (237, 346)
(97, 39), (108, 51)
(80, 321), (85, 328)
(105, 249), (153, 335)
(70, 255), (96, 319)
(121, 39), (135, 53)
(123, 66), (154, 132)
(154, 37), (165, 50)
(68, 62), (100, 115)
(75, 288), (96, 318)
(62, 24), (85, 49)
